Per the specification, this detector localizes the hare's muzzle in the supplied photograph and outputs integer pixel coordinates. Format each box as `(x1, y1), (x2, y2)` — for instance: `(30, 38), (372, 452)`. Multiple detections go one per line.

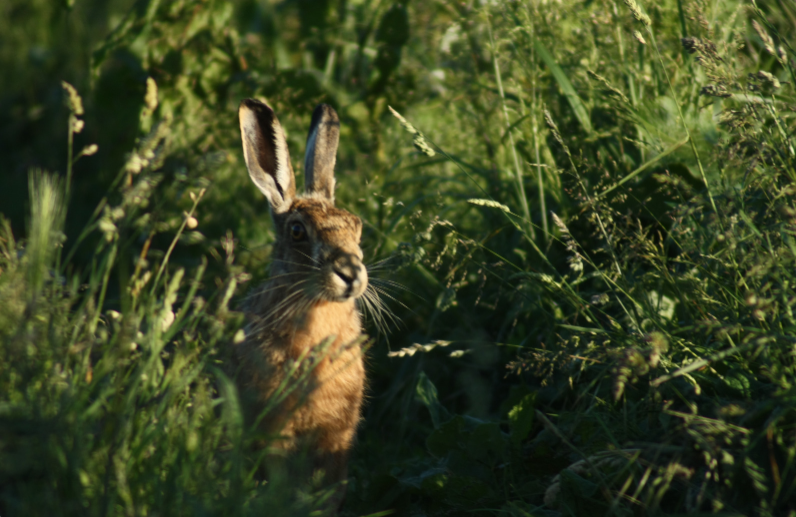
(327, 251), (368, 301)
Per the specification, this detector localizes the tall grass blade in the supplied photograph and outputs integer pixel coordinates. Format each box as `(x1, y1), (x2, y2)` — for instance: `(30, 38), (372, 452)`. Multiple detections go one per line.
(534, 39), (593, 135)
(596, 135), (689, 199)
(488, 15), (534, 240)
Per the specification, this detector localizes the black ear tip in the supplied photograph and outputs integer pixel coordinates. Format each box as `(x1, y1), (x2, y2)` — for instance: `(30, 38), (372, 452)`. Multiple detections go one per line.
(311, 103), (340, 126)
(240, 98), (278, 129)
(240, 98), (274, 115)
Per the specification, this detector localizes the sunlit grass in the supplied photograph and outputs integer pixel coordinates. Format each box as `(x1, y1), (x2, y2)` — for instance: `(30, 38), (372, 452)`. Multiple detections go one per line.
(1, 0), (796, 515)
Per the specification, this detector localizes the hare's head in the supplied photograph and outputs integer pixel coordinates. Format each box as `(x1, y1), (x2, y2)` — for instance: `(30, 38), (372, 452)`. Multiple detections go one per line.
(239, 99), (367, 303)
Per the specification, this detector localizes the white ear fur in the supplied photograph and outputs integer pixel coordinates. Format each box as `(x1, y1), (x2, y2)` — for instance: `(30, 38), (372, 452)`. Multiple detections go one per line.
(239, 99), (296, 214)
(304, 104), (339, 202)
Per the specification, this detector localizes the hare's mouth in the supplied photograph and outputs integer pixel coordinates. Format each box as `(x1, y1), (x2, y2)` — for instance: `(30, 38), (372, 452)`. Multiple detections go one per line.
(323, 263), (368, 302)
(324, 271), (367, 301)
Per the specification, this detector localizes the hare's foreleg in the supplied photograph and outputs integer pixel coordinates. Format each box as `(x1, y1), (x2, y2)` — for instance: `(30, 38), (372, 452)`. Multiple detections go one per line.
(314, 448), (350, 509)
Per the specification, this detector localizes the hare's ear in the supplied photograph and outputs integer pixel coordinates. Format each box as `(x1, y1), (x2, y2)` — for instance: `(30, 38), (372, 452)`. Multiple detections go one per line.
(304, 104), (339, 202)
(239, 99), (296, 214)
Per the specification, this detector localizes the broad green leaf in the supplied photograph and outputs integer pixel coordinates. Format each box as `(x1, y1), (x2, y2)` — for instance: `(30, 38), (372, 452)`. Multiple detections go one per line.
(508, 392), (537, 447)
(416, 371), (449, 429)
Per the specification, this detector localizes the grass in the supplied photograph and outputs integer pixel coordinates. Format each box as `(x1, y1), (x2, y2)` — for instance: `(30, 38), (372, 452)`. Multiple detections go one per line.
(1, 0), (796, 515)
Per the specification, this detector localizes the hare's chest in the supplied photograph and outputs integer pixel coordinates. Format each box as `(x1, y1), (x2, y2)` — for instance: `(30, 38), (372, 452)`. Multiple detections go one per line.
(290, 348), (365, 443)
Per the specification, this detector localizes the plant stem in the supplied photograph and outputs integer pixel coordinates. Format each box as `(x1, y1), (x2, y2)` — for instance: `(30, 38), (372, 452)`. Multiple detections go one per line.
(487, 14), (534, 241)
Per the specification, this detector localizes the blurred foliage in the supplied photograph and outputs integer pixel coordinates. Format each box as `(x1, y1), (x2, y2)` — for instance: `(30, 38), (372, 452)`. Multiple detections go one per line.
(2, 0), (796, 515)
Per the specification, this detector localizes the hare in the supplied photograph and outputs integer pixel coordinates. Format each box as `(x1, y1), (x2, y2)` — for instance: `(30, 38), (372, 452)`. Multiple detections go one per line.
(234, 98), (368, 499)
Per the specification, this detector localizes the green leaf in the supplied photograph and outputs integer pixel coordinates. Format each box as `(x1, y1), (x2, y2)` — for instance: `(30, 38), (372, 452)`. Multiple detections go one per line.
(211, 367), (243, 441)
(724, 370), (752, 398)
(558, 468), (602, 516)
(508, 392), (537, 447)
(416, 371), (449, 428)
(436, 473), (492, 506)
(743, 456), (769, 495)
(466, 422), (507, 464)
(427, 416), (465, 458)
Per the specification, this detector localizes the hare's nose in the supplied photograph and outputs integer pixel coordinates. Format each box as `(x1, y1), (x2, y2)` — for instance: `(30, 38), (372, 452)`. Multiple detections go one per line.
(332, 253), (367, 296)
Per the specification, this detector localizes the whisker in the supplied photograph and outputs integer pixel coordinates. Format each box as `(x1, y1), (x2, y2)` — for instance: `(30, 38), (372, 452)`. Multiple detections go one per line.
(263, 271), (311, 281)
(270, 258), (321, 271)
(359, 292), (388, 337)
(359, 285), (402, 334)
(371, 300), (402, 331)
(276, 295), (313, 330)
(369, 284), (410, 311)
(361, 291), (382, 324)
(365, 266), (392, 275)
(368, 256), (399, 268)
(243, 275), (304, 296)
(292, 249), (320, 267)
(369, 277), (410, 293)
(367, 285), (403, 325)
(253, 288), (311, 327)
(243, 278), (312, 304)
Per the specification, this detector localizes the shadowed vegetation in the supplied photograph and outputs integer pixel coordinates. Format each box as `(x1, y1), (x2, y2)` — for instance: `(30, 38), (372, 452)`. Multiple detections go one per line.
(2, 0), (796, 515)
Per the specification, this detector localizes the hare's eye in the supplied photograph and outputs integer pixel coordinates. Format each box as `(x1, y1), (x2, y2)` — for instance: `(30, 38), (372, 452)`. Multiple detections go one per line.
(289, 222), (306, 241)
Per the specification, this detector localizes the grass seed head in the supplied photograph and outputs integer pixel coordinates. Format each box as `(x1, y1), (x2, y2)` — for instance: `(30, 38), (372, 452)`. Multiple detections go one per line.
(700, 84), (732, 98)
(543, 109), (568, 155)
(587, 70), (631, 105)
(144, 77), (158, 112)
(752, 20), (776, 57)
(551, 212), (569, 234)
(389, 106), (435, 156)
(26, 170), (65, 297)
(81, 144), (98, 156)
(389, 105), (418, 135)
(468, 198), (510, 212)
(751, 71), (781, 95)
(413, 133), (436, 157)
(61, 81), (84, 116)
(681, 37), (721, 64)
(623, 0), (651, 26)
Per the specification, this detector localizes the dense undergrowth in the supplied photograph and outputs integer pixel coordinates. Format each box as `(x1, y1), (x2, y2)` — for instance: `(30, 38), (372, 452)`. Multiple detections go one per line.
(2, 0), (796, 515)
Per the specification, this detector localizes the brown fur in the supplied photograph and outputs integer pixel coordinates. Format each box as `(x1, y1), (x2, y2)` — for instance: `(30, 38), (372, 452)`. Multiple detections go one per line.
(237, 292), (365, 483)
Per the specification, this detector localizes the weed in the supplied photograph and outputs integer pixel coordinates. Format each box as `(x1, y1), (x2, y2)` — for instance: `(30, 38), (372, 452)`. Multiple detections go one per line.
(2, 0), (796, 516)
